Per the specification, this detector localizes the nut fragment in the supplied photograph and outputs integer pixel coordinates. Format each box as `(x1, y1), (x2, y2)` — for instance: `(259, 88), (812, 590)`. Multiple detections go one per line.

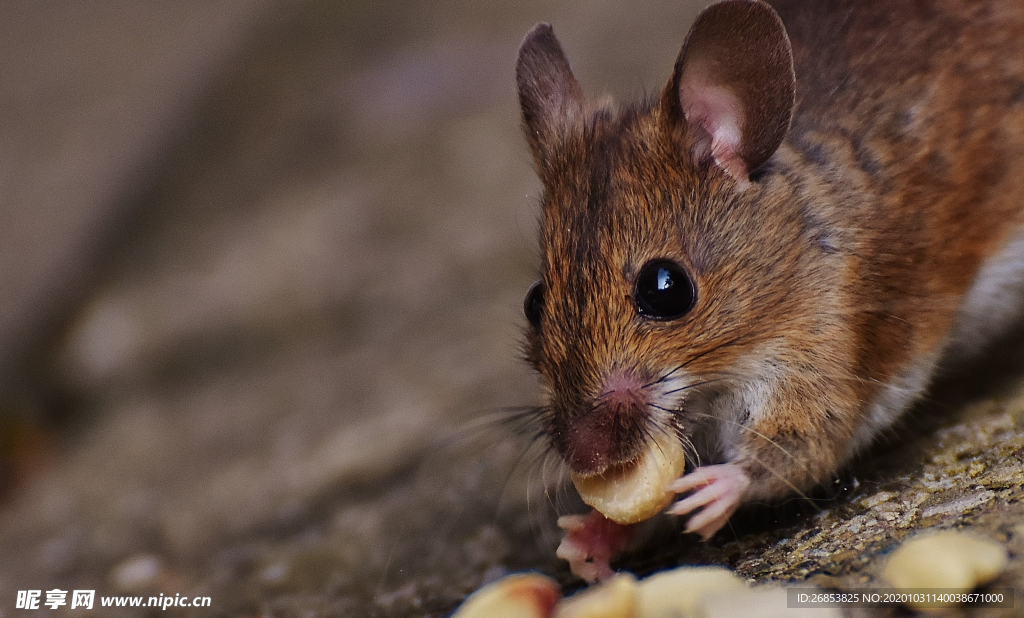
(451, 573), (560, 618)
(637, 566), (747, 618)
(882, 529), (1008, 609)
(553, 573), (638, 618)
(571, 431), (686, 524)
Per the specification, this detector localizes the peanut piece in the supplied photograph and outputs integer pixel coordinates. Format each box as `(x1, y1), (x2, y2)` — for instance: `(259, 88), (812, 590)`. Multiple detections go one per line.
(451, 573), (560, 618)
(882, 529), (1008, 610)
(572, 432), (686, 525)
(553, 573), (638, 618)
(637, 566), (746, 618)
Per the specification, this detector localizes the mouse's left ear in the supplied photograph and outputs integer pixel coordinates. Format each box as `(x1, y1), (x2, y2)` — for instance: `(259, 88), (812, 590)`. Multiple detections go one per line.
(661, 0), (795, 183)
(516, 23), (585, 170)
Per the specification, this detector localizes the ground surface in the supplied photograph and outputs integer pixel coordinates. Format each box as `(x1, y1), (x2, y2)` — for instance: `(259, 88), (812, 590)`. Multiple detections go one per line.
(0, 1), (1021, 617)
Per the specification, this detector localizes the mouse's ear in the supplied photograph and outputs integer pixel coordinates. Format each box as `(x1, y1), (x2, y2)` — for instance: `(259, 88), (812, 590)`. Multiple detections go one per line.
(661, 0), (795, 183)
(516, 24), (585, 168)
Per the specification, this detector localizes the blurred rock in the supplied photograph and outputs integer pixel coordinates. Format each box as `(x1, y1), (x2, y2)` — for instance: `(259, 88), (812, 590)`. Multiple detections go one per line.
(0, 0), (273, 394)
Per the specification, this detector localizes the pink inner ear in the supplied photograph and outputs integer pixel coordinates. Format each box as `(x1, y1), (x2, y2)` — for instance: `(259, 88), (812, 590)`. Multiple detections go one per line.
(680, 71), (749, 182)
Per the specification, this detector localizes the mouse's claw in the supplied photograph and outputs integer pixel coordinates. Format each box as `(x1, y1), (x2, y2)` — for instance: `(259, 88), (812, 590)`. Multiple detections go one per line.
(666, 463), (750, 540)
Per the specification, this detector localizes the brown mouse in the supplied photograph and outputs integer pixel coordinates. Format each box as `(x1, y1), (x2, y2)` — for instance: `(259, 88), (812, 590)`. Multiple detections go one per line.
(515, 0), (1024, 581)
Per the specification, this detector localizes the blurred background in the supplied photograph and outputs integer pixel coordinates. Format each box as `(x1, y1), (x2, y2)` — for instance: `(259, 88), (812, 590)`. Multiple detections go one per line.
(0, 0), (708, 615)
(7, 1), (1024, 616)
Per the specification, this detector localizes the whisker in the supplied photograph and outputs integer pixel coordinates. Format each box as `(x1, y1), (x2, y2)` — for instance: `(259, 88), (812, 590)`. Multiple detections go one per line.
(679, 333), (752, 367)
(656, 421), (704, 468)
(646, 420), (675, 443)
(661, 378), (724, 396)
(741, 449), (817, 508)
(649, 403), (681, 416)
(649, 412), (819, 510)
(448, 405), (551, 443)
(499, 426), (562, 506)
(640, 422), (667, 456)
(641, 334), (751, 389)
(651, 402), (818, 489)
(523, 446), (562, 544)
(682, 409), (813, 476)
(649, 404), (705, 467)
(644, 363), (686, 388)
(501, 438), (548, 504)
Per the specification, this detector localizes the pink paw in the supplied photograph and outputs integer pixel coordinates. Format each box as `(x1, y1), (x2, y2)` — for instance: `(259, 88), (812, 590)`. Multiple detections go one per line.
(556, 511), (633, 583)
(666, 463), (750, 540)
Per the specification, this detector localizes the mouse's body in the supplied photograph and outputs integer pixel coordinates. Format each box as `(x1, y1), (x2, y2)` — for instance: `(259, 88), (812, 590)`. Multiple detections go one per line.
(759, 0), (1024, 456)
(515, 0), (1024, 580)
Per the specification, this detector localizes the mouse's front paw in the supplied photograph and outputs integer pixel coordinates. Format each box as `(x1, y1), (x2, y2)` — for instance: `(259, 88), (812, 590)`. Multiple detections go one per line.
(556, 511), (633, 583)
(666, 463), (750, 540)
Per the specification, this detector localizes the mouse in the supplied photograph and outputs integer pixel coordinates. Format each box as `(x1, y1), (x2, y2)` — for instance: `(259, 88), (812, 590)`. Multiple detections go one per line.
(514, 0), (1024, 582)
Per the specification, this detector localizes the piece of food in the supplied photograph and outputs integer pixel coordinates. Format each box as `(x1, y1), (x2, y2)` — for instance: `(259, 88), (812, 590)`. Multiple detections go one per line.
(450, 573), (560, 618)
(553, 573), (638, 618)
(571, 431), (687, 524)
(636, 566), (747, 618)
(881, 529), (1008, 610)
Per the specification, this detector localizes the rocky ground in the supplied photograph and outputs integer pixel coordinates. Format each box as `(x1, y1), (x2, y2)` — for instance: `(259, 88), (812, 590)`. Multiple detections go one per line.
(0, 1), (1021, 617)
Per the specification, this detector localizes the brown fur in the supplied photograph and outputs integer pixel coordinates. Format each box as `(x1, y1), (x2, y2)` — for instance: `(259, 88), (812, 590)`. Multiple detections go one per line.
(518, 0), (1024, 505)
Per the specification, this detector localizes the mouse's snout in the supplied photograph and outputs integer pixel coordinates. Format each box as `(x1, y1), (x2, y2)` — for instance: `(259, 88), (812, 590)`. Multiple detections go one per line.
(558, 371), (654, 476)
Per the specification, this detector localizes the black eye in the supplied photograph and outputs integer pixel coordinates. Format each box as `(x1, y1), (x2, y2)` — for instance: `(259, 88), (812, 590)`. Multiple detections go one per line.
(634, 260), (696, 320)
(524, 280), (545, 328)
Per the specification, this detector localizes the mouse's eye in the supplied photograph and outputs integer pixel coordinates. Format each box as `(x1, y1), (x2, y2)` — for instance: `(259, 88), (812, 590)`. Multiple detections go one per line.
(634, 260), (696, 320)
(524, 280), (545, 329)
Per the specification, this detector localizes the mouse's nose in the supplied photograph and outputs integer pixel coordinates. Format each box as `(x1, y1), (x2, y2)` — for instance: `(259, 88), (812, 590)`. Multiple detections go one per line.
(596, 371), (649, 409)
(561, 371), (652, 476)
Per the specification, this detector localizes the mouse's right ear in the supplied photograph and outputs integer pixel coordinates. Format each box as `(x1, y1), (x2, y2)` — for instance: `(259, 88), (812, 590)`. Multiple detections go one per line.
(661, 0), (795, 183)
(516, 24), (585, 169)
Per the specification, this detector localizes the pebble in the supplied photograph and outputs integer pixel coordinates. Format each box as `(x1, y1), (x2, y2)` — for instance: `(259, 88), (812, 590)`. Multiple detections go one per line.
(858, 491), (896, 509)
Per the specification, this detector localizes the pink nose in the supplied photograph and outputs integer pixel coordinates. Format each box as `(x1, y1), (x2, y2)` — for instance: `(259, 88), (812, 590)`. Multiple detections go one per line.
(597, 371), (647, 408)
(564, 371), (651, 475)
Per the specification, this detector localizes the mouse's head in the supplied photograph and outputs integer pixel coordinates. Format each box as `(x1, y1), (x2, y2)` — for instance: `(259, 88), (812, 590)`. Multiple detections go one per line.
(517, 1), (801, 476)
